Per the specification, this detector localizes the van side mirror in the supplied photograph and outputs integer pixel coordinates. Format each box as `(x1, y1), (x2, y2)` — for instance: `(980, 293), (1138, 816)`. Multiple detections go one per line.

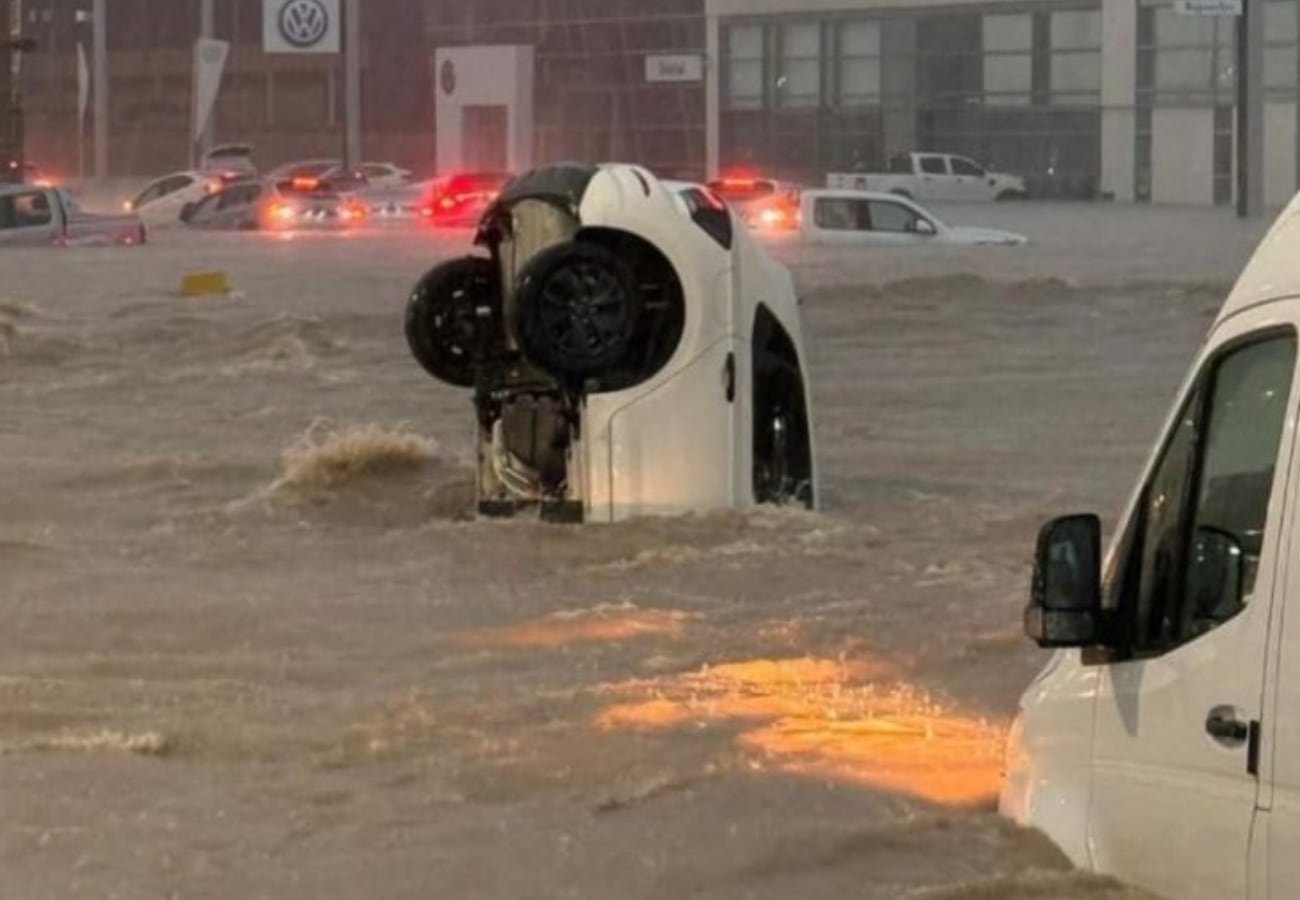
(914, 218), (937, 236)
(1025, 514), (1103, 648)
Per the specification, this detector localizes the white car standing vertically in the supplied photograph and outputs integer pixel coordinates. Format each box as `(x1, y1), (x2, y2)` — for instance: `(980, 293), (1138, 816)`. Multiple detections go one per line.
(404, 162), (817, 522)
(1002, 192), (1300, 900)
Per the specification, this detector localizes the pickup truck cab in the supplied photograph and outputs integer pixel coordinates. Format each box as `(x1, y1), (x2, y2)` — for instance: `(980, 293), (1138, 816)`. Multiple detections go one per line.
(0, 184), (146, 247)
(827, 152), (1027, 203)
(1002, 191), (1300, 900)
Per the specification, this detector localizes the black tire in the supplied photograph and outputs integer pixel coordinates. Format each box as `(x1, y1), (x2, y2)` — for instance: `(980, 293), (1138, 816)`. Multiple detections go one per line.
(405, 256), (502, 388)
(513, 241), (643, 380)
(996, 190), (1025, 202)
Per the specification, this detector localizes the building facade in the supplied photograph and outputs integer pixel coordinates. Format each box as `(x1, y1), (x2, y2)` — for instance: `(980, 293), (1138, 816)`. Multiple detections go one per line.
(707, 0), (1300, 205)
(9, 0), (1299, 205)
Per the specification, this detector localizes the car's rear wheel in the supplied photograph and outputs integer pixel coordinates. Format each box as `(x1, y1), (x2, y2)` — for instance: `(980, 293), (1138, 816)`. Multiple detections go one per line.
(513, 241), (642, 380)
(405, 256), (503, 388)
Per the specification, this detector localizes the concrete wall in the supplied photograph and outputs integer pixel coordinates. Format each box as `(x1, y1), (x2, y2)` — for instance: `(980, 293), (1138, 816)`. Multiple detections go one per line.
(1265, 101), (1299, 208)
(1151, 107), (1214, 205)
(433, 45), (534, 175)
(1100, 0), (1136, 201)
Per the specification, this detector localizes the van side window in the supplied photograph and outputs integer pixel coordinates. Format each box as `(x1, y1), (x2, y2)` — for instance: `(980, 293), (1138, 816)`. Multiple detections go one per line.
(1112, 332), (1297, 653)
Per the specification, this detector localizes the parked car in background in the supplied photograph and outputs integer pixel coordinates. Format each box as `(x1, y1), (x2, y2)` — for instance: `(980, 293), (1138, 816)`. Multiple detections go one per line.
(264, 159), (410, 189)
(180, 178), (265, 230)
(260, 175), (369, 231)
(357, 162), (412, 188)
(799, 189), (1027, 246)
(827, 152), (1028, 203)
(706, 173), (801, 231)
(127, 170), (239, 227)
(199, 143), (257, 177)
(419, 171), (512, 227)
(1, 184), (145, 247)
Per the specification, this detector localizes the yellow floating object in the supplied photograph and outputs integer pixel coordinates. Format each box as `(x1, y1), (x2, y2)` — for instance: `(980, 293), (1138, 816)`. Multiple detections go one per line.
(180, 271), (231, 297)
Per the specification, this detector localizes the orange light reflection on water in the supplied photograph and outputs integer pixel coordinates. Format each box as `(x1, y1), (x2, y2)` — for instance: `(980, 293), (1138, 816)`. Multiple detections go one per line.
(594, 656), (1006, 808)
(451, 607), (690, 650)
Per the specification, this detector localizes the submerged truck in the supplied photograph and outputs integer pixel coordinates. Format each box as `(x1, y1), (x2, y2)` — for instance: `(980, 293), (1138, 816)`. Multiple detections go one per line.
(0, 184), (146, 247)
(827, 152), (1028, 203)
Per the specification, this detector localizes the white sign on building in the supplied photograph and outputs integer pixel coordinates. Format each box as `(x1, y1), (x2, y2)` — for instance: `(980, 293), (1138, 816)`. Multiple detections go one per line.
(1173, 0), (1243, 15)
(645, 54), (704, 83)
(263, 0), (341, 54)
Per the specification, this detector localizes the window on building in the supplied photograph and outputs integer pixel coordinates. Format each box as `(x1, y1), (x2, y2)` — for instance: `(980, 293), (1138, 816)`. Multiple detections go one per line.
(778, 22), (821, 108)
(1050, 9), (1102, 105)
(1264, 0), (1300, 95)
(726, 24), (765, 111)
(838, 21), (881, 108)
(983, 13), (1033, 105)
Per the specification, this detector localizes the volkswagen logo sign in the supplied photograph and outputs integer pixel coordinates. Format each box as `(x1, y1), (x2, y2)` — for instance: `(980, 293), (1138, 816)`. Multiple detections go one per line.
(440, 60), (457, 96)
(278, 0), (330, 49)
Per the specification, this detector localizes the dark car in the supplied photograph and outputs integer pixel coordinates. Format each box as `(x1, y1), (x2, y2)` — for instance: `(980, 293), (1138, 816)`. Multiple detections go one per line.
(180, 178), (265, 230)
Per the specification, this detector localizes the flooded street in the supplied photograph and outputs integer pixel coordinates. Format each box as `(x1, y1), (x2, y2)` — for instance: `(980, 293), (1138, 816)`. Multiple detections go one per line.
(0, 206), (1268, 899)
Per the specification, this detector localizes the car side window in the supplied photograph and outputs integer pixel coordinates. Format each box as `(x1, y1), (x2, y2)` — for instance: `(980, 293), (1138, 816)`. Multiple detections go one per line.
(11, 191), (52, 227)
(813, 198), (867, 231)
(918, 156), (949, 175)
(134, 180), (167, 207)
(951, 157), (984, 177)
(867, 201), (921, 233)
(1109, 331), (1297, 653)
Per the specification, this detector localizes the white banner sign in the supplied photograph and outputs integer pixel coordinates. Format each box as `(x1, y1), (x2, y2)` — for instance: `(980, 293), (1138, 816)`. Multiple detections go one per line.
(1174, 0), (1242, 14)
(263, 0), (340, 54)
(76, 42), (90, 127)
(192, 38), (230, 142)
(645, 54), (704, 83)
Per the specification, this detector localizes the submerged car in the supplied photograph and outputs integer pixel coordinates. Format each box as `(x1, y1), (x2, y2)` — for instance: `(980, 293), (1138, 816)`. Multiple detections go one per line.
(799, 189), (1028, 246)
(127, 170), (239, 227)
(259, 175), (369, 230)
(707, 174), (801, 232)
(1, 184), (145, 247)
(404, 162), (816, 523)
(179, 178), (265, 230)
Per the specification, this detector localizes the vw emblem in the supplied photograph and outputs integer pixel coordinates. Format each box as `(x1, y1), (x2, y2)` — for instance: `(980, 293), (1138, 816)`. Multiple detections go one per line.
(440, 60), (457, 96)
(278, 0), (329, 49)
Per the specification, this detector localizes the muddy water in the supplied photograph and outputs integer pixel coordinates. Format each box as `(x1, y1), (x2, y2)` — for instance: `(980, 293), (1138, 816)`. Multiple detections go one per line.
(0, 215), (1259, 899)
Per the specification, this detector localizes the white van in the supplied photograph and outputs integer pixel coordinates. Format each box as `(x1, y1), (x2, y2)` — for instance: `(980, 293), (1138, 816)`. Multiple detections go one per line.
(1001, 192), (1300, 900)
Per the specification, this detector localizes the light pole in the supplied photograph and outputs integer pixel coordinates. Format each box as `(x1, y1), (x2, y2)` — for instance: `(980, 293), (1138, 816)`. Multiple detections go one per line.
(198, 0), (214, 159)
(1, 0), (38, 179)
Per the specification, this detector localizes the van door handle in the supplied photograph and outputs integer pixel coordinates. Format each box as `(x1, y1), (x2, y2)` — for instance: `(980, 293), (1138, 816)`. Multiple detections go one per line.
(1205, 708), (1250, 743)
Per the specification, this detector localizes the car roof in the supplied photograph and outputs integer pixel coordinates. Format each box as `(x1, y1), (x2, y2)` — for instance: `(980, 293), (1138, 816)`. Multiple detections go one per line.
(1215, 193), (1300, 326)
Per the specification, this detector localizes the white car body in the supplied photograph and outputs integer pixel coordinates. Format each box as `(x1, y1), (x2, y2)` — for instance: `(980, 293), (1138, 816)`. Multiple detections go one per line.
(1001, 191), (1300, 900)
(799, 189), (1027, 246)
(827, 152), (1027, 203)
(128, 171), (224, 227)
(405, 163), (817, 523)
(358, 162), (413, 189)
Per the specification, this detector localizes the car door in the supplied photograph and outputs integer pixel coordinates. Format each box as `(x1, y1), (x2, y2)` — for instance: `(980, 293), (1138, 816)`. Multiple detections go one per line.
(915, 154), (954, 202)
(0, 190), (57, 246)
(950, 156), (994, 202)
(1087, 308), (1300, 900)
(804, 195), (871, 244)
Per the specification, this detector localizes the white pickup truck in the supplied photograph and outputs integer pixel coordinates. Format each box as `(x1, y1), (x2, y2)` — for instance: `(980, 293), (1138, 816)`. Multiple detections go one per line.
(0, 184), (146, 247)
(827, 152), (1028, 203)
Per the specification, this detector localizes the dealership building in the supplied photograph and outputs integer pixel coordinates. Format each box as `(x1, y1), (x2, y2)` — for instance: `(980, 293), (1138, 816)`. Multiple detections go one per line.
(13, 0), (1300, 206)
